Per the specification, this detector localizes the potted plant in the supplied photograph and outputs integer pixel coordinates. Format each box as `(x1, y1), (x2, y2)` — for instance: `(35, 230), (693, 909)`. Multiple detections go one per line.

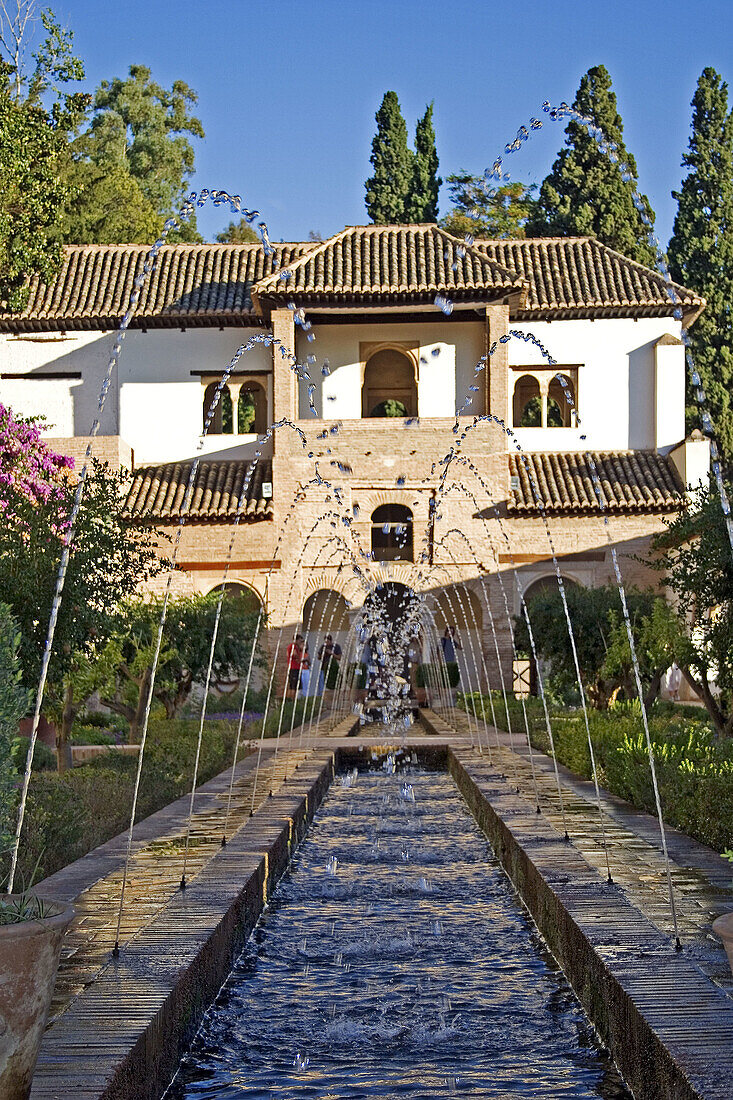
(0, 893), (74, 1100)
(0, 603), (74, 1100)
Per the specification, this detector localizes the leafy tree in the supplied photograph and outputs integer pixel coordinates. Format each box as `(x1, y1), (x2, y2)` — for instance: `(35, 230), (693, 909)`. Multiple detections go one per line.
(514, 583), (657, 708)
(600, 598), (683, 709)
(440, 174), (536, 239)
(0, 412), (167, 765)
(365, 91), (413, 224)
(651, 488), (733, 735)
(0, 6), (87, 308)
(668, 68), (733, 460)
(0, 603), (29, 853)
(529, 65), (656, 265)
(70, 64), (204, 243)
(216, 217), (259, 244)
(90, 590), (263, 739)
(407, 102), (441, 222)
(60, 159), (160, 245)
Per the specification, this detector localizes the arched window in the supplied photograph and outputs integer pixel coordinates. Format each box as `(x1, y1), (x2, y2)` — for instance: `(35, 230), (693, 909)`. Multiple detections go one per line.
(238, 383), (267, 434)
(362, 348), (417, 418)
(208, 580), (263, 614)
(512, 375), (541, 427)
(302, 589), (350, 636)
(203, 382), (234, 434)
(548, 374), (575, 427)
(371, 504), (413, 562)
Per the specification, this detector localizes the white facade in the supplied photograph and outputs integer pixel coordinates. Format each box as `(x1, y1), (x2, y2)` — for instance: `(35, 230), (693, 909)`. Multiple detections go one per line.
(0, 309), (689, 465)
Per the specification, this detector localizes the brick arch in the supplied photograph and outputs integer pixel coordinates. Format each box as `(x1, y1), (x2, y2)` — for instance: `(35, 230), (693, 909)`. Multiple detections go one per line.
(204, 578), (264, 613)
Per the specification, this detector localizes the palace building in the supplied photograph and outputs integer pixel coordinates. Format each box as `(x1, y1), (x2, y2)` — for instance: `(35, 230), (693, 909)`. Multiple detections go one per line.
(0, 224), (708, 689)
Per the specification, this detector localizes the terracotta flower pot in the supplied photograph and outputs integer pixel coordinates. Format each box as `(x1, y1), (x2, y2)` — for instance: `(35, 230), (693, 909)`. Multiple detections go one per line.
(712, 911), (733, 974)
(0, 897), (74, 1100)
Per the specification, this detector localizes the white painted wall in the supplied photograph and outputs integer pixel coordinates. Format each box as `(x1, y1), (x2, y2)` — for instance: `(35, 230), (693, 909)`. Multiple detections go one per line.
(0, 312), (690, 463)
(509, 317), (683, 452)
(299, 320), (485, 420)
(0, 331), (119, 436)
(0, 327), (272, 466)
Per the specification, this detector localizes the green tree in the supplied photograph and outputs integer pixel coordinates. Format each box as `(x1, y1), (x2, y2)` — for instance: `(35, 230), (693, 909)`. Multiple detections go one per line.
(529, 65), (656, 265)
(90, 590), (263, 739)
(364, 91), (413, 224)
(0, 436), (167, 768)
(216, 217), (259, 243)
(0, 604), (29, 853)
(70, 64), (204, 242)
(651, 488), (733, 735)
(440, 174), (536, 239)
(407, 102), (441, 222)
(59, 160), (160, 244)
(600, 598), (683, 709)
(514, 583), (657, 708)
(0, 6), (88, 308)
(668, 68), (733, 460)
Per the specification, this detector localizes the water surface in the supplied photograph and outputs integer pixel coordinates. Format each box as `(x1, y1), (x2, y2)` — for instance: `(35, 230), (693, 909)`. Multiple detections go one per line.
(169, 764), (630, 1098)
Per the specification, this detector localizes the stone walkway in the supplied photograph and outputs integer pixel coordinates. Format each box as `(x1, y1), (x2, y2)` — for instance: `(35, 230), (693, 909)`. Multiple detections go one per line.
(39, 741), (313, 1026)
(435, 707), (733, 997)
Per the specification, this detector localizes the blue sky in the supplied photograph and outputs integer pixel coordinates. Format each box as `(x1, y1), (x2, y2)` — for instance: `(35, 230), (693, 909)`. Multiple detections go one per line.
(48, 0), (733, 245)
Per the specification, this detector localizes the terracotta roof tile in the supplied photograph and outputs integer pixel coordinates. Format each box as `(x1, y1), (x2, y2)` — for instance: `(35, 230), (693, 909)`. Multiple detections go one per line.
(122, 457), (273, 523)
(2, 243), (312, 331)
(251, 224), (524, 305)
(472, 237), (701, 319)
(508, 450), (684, 514)
(0, 228), (703, 332)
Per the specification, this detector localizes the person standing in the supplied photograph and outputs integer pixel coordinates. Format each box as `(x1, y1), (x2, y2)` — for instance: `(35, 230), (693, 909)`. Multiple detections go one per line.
(441, 625), (462, 664)
(317, 633), (342, 690)
(285, 633), (305, 699)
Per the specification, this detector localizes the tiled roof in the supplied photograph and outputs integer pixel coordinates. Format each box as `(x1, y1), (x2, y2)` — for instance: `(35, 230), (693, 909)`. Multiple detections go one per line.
(473, 237), (702, 320)
(251, 224), (526, 305)
(508, 450), (684, 514)
(0, 243), (311, 332)
(0, 228), (704, 332)
(122, 458), (273, 523)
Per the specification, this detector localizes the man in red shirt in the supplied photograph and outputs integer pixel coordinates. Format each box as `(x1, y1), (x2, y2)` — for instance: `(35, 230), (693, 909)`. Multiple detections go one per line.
(285, 633), (306, 699)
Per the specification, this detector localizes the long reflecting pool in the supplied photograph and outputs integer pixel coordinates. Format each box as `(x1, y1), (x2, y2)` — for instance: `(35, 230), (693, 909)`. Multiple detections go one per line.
(169, 763), (630, 1098)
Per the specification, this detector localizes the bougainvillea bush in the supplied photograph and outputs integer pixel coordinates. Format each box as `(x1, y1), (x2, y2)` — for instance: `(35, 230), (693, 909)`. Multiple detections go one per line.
(0, 404), (74, 530)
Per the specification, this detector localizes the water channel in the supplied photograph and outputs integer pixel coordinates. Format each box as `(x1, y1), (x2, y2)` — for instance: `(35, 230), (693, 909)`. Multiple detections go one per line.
(168, 761), (631, 1098)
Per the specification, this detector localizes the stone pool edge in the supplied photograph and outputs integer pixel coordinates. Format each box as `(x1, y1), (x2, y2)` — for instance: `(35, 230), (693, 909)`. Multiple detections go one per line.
(30, 751), (336, 1100)
(446, 745), (733, 1100)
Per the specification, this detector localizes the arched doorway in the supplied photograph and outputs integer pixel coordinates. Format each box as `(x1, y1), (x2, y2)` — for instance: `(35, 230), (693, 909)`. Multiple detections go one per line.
(371, 504), (414, 562)
(520, 575), (580, 695)
(362, 348), (417, 418)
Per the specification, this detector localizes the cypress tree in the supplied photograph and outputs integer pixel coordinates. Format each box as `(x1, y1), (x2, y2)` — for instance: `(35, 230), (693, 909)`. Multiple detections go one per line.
(668, 68), (733, 460)
(364, 91), (413, 224)
(407, 102), (441, 222)
(529, 65), (656, 265)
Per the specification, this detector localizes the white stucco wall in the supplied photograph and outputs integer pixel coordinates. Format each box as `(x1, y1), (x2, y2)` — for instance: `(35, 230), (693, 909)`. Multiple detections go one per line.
(0, 331), (119, 436)
(508, 317), (683, 452)
(298, 320), (485, 420)
(0, 327), (272, 466)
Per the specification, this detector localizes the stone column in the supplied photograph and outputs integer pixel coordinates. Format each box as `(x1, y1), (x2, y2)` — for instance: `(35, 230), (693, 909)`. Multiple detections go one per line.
(228, 381), (243, 434)
(485, 302), (511, 449)
(271, 308), (298, 431)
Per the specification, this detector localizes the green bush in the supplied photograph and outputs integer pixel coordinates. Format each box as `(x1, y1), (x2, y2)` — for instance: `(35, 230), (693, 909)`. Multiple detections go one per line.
(417, 662), (460, 689)
(70, 725), (116, 746)
(11, 736), (56, 772)
(3, 717), (251, 884)
(527, 704), (733, 853)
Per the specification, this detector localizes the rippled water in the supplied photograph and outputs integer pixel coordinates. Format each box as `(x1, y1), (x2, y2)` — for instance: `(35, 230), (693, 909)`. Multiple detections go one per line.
(168, 766), (630, 1098)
